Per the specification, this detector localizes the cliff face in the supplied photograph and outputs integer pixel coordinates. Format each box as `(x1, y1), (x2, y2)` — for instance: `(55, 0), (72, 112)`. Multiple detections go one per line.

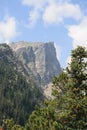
(10, 41), (61, 87)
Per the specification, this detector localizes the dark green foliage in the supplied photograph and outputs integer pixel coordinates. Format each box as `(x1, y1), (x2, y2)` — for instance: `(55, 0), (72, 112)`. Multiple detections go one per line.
(52, 46), (87, 129)
(0, 44), (44, 126)
(25, 102), (63, 130)
(3, 118), (24, 130)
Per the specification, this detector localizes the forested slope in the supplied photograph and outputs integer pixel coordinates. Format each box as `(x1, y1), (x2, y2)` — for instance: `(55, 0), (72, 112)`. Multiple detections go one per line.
(0, 44), (43, 125)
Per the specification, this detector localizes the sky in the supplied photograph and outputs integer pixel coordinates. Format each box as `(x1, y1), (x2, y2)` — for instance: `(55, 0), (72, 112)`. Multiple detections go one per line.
(0, 0), (87, 68)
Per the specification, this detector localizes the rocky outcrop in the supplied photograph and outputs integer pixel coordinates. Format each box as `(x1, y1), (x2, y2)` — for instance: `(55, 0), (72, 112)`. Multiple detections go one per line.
(10, 41), (61, 88)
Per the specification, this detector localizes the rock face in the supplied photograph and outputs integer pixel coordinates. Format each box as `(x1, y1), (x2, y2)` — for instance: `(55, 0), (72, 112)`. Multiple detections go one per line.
(10, 41), (61, 87)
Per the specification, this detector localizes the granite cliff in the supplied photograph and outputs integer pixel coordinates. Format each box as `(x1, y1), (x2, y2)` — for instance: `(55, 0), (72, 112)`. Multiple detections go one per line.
(10, 41), (61, 88)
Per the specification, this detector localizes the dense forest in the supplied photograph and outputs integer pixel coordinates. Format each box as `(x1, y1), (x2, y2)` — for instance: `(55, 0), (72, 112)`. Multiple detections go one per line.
(0, 45), (87, 130)
(0, 44), (44, 127)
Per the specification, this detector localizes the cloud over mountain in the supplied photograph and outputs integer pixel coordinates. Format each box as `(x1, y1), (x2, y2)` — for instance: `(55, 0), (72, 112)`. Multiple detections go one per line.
(22, 0), (82, 27)
(0, 16), (18, 43)
(67, 17), (87, 48)
(43, 2), (82, 25)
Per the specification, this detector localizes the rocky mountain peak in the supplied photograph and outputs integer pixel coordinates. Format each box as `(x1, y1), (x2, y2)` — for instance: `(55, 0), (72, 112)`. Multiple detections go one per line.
(10, 41), (61, 87)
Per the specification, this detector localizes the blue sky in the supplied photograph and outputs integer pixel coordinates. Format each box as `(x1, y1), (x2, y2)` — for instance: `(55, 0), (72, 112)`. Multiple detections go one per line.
(0, 0), (87, 68)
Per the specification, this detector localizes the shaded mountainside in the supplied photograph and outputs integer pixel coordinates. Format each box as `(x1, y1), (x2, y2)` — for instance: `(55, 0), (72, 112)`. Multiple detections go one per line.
(10, 41), (61, 87)
(0, 44), (44, 125)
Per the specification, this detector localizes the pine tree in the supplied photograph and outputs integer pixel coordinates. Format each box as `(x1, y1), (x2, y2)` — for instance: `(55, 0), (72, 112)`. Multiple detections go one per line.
(52, 46), (87, 129)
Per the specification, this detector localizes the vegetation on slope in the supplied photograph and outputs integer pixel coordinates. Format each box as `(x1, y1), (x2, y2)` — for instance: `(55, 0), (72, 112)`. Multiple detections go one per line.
(0, 45), (87, 130)
(0, 44), (44, 126)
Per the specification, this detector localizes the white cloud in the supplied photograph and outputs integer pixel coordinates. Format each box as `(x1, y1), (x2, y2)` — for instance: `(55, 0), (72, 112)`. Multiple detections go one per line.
(67, 17), (87, 48)
(43, 2), (82, 25)
(22, 0), (48, 27)
(0, 16), (18, 43)
(22, 0), (82, 27)
(27, 9), (40, 28)
(22, 0), (47, 9)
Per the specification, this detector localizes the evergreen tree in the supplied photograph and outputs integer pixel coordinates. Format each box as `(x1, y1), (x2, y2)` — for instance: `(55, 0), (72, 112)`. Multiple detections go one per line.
(25, 102), (63, 130)
(52, 46), (87, 129)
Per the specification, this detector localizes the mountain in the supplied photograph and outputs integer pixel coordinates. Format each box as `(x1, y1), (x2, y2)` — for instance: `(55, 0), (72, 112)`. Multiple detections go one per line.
(0, 42), (61, 125)
(0, 43), (43, 125)
(10, 41), (61, 88)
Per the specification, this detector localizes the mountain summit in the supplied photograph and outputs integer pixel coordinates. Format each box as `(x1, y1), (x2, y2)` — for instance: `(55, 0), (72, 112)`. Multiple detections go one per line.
(10, 41), (61, 87)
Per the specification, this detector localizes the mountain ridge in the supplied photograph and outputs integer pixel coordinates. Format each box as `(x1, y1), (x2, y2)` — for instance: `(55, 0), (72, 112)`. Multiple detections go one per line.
(10, 41), (62, 88)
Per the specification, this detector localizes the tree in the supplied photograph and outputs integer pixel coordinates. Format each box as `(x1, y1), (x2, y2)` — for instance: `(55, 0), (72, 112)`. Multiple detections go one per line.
(12, 125), (24, 130)
(25, 103), (63, 130)
(52, 46), (87, 129)
(5, 118), (14, 130)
